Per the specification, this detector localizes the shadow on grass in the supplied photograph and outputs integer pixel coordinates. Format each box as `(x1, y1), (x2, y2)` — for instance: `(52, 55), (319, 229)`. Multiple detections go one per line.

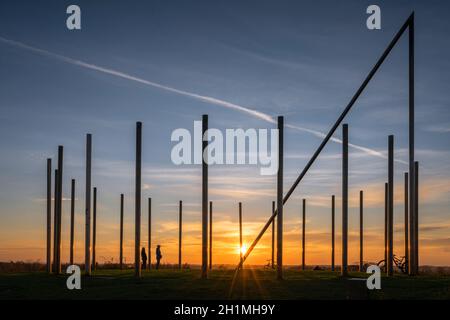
(0, 268), (449, 300)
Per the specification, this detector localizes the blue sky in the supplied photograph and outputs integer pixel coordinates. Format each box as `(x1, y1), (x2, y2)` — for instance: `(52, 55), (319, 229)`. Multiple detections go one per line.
(0, 0), (449, 265)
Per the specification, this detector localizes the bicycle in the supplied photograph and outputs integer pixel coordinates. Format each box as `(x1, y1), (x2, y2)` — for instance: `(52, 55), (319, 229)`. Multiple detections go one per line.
(377, 254), (407, 274)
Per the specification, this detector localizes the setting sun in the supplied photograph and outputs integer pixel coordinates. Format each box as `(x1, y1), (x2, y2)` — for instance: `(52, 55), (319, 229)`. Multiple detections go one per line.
(239, 244), (248, 256)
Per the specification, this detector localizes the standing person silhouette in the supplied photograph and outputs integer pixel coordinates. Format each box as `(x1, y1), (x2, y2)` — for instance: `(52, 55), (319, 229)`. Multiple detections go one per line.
(141, 247), (147, 270)
(156, 245), (162, 269)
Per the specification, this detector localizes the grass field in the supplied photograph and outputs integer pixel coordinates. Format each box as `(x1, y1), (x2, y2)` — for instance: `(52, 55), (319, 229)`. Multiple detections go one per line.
(1, 268), (449, 300)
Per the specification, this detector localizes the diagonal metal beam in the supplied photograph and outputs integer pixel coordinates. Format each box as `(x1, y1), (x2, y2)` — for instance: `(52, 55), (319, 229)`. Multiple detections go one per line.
(234, 12), (414, 272)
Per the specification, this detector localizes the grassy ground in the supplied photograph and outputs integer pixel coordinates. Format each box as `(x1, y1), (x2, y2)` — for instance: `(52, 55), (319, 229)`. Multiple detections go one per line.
(0, 268), (449, 300)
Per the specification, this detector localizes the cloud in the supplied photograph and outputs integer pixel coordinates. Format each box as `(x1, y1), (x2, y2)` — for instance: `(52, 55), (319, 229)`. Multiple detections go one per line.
(424, 124), (450, 133)
(0, 36), (398, 163)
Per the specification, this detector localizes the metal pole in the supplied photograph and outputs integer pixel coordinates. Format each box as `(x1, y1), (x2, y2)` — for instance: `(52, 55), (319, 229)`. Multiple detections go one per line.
(70, 179), (75, 266)
(384, 182), (388, 273)
(46, 159), (52, 273)
(276, 116), (284, 280)
(302, 199), (306, 271)
(331, 195), (335, 271)
(359, 190), (364, 272)
(179, 200), (182, 269)
(239, 202), (243, 266)
(53, 169), (58, 273)
(235, 14), (414, 270)
(342, 124), (348, 277)
(85, 134), (92, 275)
(148, 197), (151, 270)
(404, 173), (409, 274)
(209, 201), (212, 270)
(271, 201), (275, 269)
(201, 114), (208, 279)
(387, 135), (394, 276)
(92, 187), (97, 271)
(120, 194), (124, 270)
(135, 122), (142, 278)
(56, 145), (63, 275)
(408, 12), (416, 277)
(414, 161), (419, 274)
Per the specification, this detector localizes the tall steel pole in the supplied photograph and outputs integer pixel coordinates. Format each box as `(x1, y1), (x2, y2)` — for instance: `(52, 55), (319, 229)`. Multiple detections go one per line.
(148, 197), (151, 270)
(201, 115), (208, 279)
(387, 135), (394, 276)
(135, 122), (142, 278)
(359, 190), (364, 272)
(239, 202), (243, 266)
(302, 199), (306, 271)
(408, 12), (416, 277)
(53, 169), (58, 273)
(46, 159), (52, 273)
(92, 187), (97, 270)
(55, 145), (63, 275)
(120, 194), (124, 270)
(209, 201), (212, 270)
(331, 195), (335, 272)
(85, 134), (92, 275)
(341, 124), (348, 277)
(276, 116), (284, 280)
(384, 182), (388, 273)
(404, 173), (409, 274)
(179, 200), (182, 269)
(414, 161), (419, 274)
(271, 201), (275, 269)
(70, 179), (75, 266)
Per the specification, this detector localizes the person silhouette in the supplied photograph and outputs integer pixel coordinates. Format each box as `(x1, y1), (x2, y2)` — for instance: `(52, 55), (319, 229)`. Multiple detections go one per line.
(156, 245), (162, 269)
(141, 247), (147, 270)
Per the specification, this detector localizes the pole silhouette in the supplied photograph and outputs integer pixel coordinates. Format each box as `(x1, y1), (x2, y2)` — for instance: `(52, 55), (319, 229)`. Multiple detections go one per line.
(414, 161), (419, 274)
(387, 135), (394, 276)
(53, 169), (58, 273)
(271, 201), (275, 269)
(148, 197), (151, 270)
(384, 182), (388, 273)
(408, 12), (416, 277)
(92, 187), (97, 271)
(302, 199), (306, 271)
(70, 179), (75, 266)
(239, 202), (243, 266)
(341, 124), (348, 277)
(404, 173), (409, 274)
(85, 134), (92, 275)
(359, 190), (364, 272)
(276, 116), (284, 280)
(46, 159), (51, 273)
(209, 201), (212, 270)
(179, 200), (182, 269)
(55, 145), (63, 275)
(135, 122), (142, 278)
(201, 114), (208, 279)
(120, 194), (124, 270)
(331, 195), (335, 272)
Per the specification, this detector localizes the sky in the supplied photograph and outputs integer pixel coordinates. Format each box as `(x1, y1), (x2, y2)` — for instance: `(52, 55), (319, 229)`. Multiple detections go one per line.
(0, 0), (449, 267)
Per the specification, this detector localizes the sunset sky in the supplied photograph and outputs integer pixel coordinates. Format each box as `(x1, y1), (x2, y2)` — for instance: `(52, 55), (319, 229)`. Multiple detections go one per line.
(0, 0), (449, 267)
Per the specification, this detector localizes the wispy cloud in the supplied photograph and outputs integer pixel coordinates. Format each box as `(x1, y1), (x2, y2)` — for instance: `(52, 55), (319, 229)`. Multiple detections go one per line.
(0, 36), (399, 163)
(424, 124), (450, 133)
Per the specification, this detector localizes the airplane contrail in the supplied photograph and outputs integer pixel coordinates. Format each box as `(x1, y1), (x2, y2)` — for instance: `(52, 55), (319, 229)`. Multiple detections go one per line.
(0, 36), (404, 163)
